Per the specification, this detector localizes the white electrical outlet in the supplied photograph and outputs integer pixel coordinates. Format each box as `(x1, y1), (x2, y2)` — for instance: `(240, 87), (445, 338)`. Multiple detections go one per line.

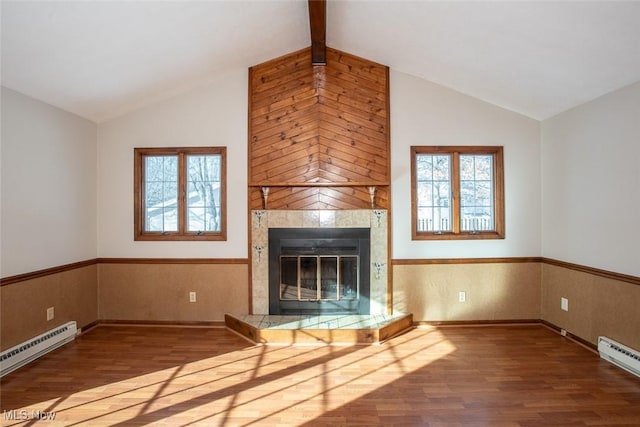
(561, 297), (569, 311)
(458, 291), (466, 302)
(189, 292), (197, 303)
(46, 306), (54, 321)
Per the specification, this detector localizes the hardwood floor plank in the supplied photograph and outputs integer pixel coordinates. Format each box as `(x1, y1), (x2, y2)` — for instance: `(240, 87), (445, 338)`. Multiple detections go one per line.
(1, 325), (639, 426)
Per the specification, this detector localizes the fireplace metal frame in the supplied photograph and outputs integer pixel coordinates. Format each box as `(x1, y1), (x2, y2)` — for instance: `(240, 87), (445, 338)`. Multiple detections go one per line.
(268, 228), (370, 315)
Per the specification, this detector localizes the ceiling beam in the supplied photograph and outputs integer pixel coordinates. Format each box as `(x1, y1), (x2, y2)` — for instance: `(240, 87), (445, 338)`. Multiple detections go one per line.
(308, 0), (326, 65)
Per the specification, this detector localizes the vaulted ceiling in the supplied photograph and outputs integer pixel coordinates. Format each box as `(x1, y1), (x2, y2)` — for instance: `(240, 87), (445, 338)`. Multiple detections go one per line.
(2, 1), (639, 123)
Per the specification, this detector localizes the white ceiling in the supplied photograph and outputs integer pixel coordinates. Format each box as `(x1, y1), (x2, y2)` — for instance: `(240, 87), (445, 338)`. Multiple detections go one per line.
(2, 1), (640, 123)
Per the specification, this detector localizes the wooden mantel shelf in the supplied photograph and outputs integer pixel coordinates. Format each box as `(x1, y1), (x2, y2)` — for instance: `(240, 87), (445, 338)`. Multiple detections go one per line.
(248, 182), (390, 187)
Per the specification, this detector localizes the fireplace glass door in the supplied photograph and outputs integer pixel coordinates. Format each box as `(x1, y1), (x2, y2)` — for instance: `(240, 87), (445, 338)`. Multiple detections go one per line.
(280, 255), (359, 302)
(269, 228), (370, 315)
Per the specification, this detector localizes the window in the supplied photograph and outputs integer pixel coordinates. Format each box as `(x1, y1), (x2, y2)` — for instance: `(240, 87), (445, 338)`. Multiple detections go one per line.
(134, 147), (226, 241)
(411, 146), (504, 240)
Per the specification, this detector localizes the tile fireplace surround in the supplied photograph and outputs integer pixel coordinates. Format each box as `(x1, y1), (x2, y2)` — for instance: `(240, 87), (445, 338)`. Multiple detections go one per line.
(251, 210), (388, 315)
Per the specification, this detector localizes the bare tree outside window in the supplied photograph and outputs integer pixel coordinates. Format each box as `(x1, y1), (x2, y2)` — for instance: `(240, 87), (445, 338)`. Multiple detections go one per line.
(460, 155), (494, 232)
(187, 155), (221, 232)
(411, 146), (504, 240)
(134, 147), (226, 241)
(416, 154), (452, 233)
(144, 156), (178, 232)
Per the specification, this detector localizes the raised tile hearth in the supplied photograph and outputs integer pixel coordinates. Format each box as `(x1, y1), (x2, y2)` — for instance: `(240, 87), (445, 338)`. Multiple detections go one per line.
(225, 313), (413, 345)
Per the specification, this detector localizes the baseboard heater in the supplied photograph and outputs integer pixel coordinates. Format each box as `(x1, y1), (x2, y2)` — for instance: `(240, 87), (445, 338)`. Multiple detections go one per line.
(598, 336), (640, 378)
(0, 321), (77, 377)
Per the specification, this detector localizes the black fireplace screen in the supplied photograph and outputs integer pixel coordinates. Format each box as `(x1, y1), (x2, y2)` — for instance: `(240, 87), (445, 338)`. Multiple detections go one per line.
(269, 228), (370, 315)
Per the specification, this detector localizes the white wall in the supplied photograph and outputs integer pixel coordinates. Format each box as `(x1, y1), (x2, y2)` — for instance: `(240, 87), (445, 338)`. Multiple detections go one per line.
(541, 81), (640, 277)
(1, 87), (97, 277)
(7, 62), (636, 275)
(390, 71), (542, 259)
(98, 66), (542, 262)
(97, 68), (248, 258)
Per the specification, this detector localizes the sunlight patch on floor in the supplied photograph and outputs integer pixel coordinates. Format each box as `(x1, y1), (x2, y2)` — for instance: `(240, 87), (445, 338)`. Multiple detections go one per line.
(7, 328), (455, 426)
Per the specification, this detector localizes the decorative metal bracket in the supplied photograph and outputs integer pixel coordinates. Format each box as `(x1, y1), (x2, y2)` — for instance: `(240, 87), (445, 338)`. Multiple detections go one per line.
(368, 186), (376, 208)
(261, 187), (270, 209)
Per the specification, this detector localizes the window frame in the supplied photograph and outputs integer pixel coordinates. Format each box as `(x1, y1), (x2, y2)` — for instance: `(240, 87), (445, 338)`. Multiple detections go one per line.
(411, 146), (505, 240)
(134, 146), (227, 241)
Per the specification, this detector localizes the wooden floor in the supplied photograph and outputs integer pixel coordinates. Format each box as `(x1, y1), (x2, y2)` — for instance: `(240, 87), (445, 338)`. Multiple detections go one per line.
(1, 324), (639, 426)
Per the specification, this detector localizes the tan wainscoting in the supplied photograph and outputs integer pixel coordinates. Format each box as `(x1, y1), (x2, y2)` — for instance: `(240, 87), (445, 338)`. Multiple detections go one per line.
(393, 257), (640, 350)
(392, 259), (542, 323)
(3, 257), (639, 353)
(0, 263), (98, 351)
(0, 258), (248, 352)
(541, 262), (640, 351)
(97, 260), (249, 323)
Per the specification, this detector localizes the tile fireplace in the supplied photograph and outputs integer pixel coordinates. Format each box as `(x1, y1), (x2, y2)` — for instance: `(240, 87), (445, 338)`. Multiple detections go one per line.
(251, 210), (388, 315)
